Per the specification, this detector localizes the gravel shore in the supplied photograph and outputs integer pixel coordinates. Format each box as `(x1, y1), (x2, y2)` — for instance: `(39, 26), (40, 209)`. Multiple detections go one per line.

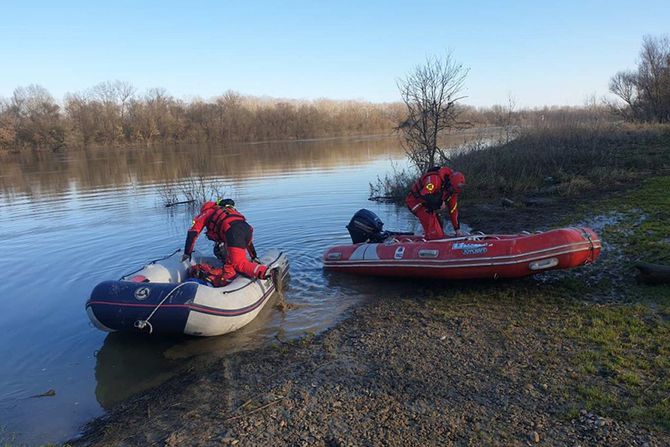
(73, 288), (668, 447)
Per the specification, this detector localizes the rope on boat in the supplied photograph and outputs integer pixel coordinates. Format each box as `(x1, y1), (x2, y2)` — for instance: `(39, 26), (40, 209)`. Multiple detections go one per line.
(582, 228), (596, 264)
(134, 282), (193, 334)
(120, 248), (181, 280)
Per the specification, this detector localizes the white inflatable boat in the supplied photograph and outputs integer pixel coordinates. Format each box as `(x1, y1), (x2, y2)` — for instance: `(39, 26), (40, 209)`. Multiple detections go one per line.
(86, 249), (288, 336)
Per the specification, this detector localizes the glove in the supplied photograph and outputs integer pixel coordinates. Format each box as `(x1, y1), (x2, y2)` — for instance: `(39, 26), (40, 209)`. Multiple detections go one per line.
(263, 266), (278, 280)
(181, 254), (191, 262)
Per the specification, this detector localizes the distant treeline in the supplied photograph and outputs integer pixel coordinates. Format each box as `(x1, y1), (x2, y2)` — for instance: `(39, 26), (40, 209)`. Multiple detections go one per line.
(0, 83), (405, 152)
(0, 81), (621, 153)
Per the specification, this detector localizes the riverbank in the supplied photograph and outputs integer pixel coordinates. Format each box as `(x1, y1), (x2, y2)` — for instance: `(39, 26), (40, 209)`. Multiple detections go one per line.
(71, 172), (670, 446)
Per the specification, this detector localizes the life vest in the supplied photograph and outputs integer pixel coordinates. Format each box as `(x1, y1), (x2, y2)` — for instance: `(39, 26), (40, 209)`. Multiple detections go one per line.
(205, 207), (246, 242)
(410, 169), (450, 211)
(188, 262), (229, 287)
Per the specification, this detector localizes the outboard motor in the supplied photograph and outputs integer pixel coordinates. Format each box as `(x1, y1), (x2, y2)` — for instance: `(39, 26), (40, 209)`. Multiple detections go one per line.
(346, 209), (389, 244)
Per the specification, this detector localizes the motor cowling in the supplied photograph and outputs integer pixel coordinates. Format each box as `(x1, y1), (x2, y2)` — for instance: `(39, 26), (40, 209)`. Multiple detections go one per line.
(346, 209), (388, 244)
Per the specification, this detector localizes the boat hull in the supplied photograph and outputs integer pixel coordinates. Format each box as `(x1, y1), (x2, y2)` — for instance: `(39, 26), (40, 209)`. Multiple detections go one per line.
(86, 249), (288, 336)
(323, 228), (601, 280)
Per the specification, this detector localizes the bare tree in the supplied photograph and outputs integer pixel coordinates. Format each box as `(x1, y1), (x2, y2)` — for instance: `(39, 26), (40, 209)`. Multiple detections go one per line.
(492, 92), (518, 143)
(0, 96), (17, 149)
(397, 53), (469, 169)
(115, 81), (135, 121)
(609, 34), (670, 122)
(609, 71), (638, 120)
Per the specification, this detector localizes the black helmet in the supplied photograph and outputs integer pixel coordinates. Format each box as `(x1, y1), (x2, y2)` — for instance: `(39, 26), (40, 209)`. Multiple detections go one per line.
(216, 198), (235, 208)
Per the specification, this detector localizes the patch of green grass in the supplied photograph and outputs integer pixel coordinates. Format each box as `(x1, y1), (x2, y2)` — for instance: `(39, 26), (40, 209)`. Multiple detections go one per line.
(577, 385), (618, 410)
(419, 170), (670, 429)
(589, 176), (670, 265)
(563, 405), (582, 421)
(424, 278), (670, 431)
(560, 303), (670, 429)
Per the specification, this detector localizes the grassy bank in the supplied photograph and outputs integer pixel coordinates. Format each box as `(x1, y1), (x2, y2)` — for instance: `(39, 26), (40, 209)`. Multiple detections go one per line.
(590, 176), (670, 265)
(371, 123), (670, 203)
(426, 283), (669, 432)
(555, 176), (670, 428)
(453, 123), (670, 198)
(423, 174), (670, 432)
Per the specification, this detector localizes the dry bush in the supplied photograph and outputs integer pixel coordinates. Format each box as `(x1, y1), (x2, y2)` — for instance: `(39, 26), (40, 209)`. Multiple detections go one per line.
(158, 176), (228, 209)
(369, 162), (417, 202)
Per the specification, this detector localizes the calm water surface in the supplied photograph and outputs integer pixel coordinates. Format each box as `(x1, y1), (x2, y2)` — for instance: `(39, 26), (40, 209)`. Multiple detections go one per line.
(0, 136), (445, 444)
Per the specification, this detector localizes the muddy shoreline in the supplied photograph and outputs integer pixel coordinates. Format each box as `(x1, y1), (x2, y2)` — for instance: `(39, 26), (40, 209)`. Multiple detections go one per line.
(71, 188), (670, 447)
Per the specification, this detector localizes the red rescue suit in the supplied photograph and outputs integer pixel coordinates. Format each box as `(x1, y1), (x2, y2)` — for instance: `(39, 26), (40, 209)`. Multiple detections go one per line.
(405, 167), (461, 240)
(184, 204), (267, 283)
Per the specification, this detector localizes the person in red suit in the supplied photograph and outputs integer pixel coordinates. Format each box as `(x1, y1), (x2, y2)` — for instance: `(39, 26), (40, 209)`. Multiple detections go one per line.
(405, 166), (465, 240)
(182, 199), (269, 284)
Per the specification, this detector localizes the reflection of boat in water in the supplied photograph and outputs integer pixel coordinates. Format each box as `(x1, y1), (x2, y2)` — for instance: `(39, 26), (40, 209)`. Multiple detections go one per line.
(324, 210), (601, 279)
(86, 249), (288, 336)
(94, 293), (282, 409)
(94, 333), (181, 409)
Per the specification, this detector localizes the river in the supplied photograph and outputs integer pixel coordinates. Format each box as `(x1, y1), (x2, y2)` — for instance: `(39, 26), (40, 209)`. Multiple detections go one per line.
(0, 134), (479, 445)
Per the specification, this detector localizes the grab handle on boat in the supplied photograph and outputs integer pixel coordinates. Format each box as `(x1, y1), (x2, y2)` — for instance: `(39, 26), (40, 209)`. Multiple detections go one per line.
(120, 248), (182, 280)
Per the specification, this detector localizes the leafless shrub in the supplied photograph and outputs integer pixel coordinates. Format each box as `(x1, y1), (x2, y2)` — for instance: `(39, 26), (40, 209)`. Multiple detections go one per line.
(157, 182), (179, 207)
(396, 53), (470, 170)
(369, 161), (417, 202)
(158, 176), (228, 209)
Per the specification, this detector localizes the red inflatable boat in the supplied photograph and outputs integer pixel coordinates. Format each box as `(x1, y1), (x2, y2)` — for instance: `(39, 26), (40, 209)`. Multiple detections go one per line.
(323, 210), (601, 280)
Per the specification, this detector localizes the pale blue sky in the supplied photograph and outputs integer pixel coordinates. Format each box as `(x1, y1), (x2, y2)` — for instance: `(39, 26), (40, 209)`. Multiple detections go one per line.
(0, 1), (668, 107)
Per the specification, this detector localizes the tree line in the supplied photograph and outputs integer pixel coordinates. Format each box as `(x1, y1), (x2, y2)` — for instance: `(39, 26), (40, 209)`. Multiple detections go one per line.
(0, 83), (404, 151)
(0, 82), (627, 154)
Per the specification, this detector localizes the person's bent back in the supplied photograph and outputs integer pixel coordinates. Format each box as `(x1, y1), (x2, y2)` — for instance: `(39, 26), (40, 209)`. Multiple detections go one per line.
(405, 166), (465, 240)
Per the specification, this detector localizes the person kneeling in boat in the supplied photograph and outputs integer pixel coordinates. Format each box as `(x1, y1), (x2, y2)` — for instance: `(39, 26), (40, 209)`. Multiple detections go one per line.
(405, 166), (465, 240)
(181, 199), (271, 286)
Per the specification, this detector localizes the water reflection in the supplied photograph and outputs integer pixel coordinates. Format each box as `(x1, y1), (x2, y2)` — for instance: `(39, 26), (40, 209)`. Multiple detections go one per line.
(0, 136), (399, 198)
(94, 290), (285, 409)
(94, 334), (181, 409)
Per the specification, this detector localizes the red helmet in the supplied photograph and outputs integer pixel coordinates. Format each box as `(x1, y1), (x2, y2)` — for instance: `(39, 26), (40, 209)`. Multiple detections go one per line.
(450, 171), (465, 193)
(200, 201), (217, 213)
